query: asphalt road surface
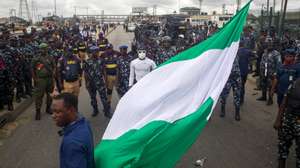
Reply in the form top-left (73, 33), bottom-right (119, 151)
top-left (0, 26), bottom-right (296, 168)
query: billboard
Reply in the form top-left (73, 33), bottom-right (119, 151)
top-left (132, 7), bottom-right (148, 13)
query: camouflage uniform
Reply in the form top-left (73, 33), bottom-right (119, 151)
top-left (278, 79), bottom-right (300, 168)
top-left (156, 46), bottom-right (176, 65)
top-left (32, 44), bottom-right (55, 120)
top-left (220, 57), bottom-right (242, 120)
top-left (259, 50), bottom-right (282, 103)
top-left (83, 56), bottom-right (111, 115)
top-left (117, 51), bottom-right (135, 97)
top-left (0, 43), bottom-right (15, 111)
top-left (22, 43), bottom-right (35, 96)
top-left (10, 46), bottom-right (26, 102)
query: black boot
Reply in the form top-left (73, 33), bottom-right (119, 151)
top-left (35, 109), bottom-right (41, 120)
top-left (7, 101), bottom-right (14, 111)
top-left (257, 90), bottom-right (267, 101)
top-left (46, 105), bottom-right (52, 114)
top-left (266, 94), bottom-right (273, 106)
top-left (240, 97), bottom-right (244, 105)
top-left (235, 107), bottom-right (240, 121)
top-left (103, 104), bottom-right (112, 119)
top-left (278, 159), bottom-right (286, 168)
top-left (220, 104), bottom-right (225, 118)
top-left (92, 107), bottom-right (99, 117)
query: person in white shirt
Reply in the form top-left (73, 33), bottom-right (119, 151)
top-left (129, 49), bottom-right (156, 87)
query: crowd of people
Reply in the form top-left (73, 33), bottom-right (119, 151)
top-left (0, 18), bottom-right (300, 167)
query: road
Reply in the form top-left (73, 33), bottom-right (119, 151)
top-left (0, 26), bottom-right (295, 168)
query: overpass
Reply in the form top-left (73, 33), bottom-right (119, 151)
top-left (76, 14), bottom-right (130, 23)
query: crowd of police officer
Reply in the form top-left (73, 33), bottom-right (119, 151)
top-left (133, 19), bottom-right (300, 167)
top-left (0, 18), bottom-right (300, 167)
top-left (0, 23), bottom-right (120, 119)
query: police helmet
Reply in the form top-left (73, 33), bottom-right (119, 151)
top-left (119, 45), bottom-right (128, 50)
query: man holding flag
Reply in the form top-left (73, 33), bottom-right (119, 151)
top-left (94, 1), bottom-right (252, 168)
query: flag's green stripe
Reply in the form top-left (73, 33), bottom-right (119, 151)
top-left (160, 1), bottom-right (251, 67)
top-left (94, 98), bottom-right (213, 168)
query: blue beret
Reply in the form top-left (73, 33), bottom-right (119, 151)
top-left (119, 45), bottom-right (128, 49)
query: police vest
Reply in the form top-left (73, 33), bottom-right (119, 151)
top-left (98, 39), bottom-right (108, 51)
top-left (287, 78), bottom-right (300, 115)
top-left (62, 57), bottom-right (81, 82)
top-left (104, 53), bottom-right (118, 76)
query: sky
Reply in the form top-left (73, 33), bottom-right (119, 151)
top-left (0, 0), bottom-right (299, 20)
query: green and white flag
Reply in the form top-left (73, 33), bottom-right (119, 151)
top-left (95, 2), bottom-right (251, 168)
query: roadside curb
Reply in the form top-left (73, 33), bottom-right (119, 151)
top-left (0, 98), bottom-right (33, 128)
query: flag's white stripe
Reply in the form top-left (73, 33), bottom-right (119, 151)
top-left (104, 41), bottom-right (239, 140)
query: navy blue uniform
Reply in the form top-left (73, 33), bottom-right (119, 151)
top-left (238, 47), bottom-right (253, 103)
top-left (276, 63), bottom-right (300, 106)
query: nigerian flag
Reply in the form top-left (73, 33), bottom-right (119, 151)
top-left (95, 1), bottom-right (251, 168)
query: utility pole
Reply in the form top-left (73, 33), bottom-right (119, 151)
top-left (268, 7), bottom-right (273, 32)
top-left (273, 0), bottom-right (276, 13)
top-left (178, 0), bottom-right (181, 14)
top-left (260, 4), bottom-right (265, 31)
top-left (153, 5), bottom-right (157, 16)
top-left (19, 0), bottom-right (32, 22)
top-left (199, 0), bottom-right (203, 15)
top-left (54, 0), bottom-right (57, 16)
top-left (266, 0), bottom-right (270, 18)
top-left (101, 10), bottom-right (104, 24)
top-left (74, 6), bottom-right (77, 16)
top-left (279, 0), bottom-right (288, 38)
top-left (222, 4), bottom-right (226, 15)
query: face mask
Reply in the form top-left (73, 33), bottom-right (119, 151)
top-left (138, 50), bottom-right (146, 60)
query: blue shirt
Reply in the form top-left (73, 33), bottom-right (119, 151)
top-left (277, 63), bottom-right (300, 94)
top-left (60, 116), bottom-right (95, 168)
top-left (238, 47), bottom-right (253, 76)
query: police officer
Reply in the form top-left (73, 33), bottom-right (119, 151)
top-left (274, 78), bottom-right (300, 168)
top-left (83, 46), bottom-right (111, 118)
top-left (271, 50), bottom-right (300, 107)
top-left (257, 43), bottom-right (282, 105)
top-left (97, 33), bottom-right (108, 54)
top-left (0, 38), bottom-right (14, 111)
top-left (20, 35), bottom-right (33, 97)
top-left (129, 48), bottom-right (156, 87)
top-left (101, 43), bottom-right (119, 105)
top-left (32, 43), bottom-right (55, 120)
top-left (57, 46), bottom-right (82, 97)
top-left (220, 57), bottom-right (242, 121)
top-left (117, 45), bottom-right (134, 97)
top-left (238, 42), bottom-right (254, 104)
top-left (156, 36), bottom-right (176, 65)
top-left (9, 37), bottom-right (26, 103)
top-left (0, 46), bottom-right (10, 110)
top-left (78, 42), bottom-right (87, 60)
